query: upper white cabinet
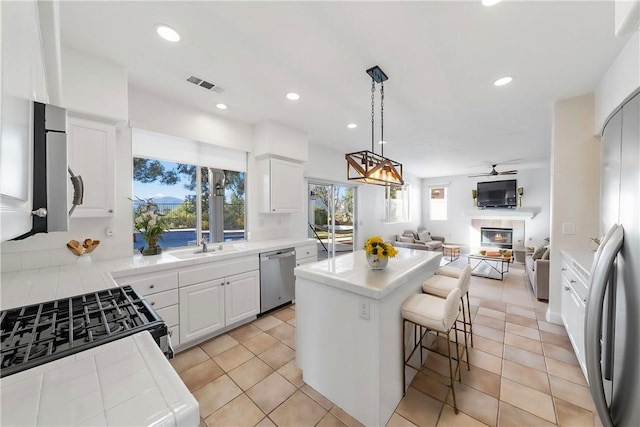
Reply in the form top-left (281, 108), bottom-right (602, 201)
top-left (0, 0), bottom-right (48, 241)
top-left (258, 157), bottom-right (304, 213)
top-left (67, 115), bottom-right (116, 217)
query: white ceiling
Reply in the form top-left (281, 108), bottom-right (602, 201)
top-left (59, 1), bottom-right (629, 178)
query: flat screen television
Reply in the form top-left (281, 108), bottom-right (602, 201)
top-left (477, 179), bottom-right (517, 208)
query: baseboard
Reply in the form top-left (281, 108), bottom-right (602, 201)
top-left (545, 309), bottom-right (563, 325)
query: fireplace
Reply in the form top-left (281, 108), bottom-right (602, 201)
top-left (480, 227), bottom-right (513, 249)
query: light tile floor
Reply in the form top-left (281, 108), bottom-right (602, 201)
top-left (171, 261), bottom-right (601, 427)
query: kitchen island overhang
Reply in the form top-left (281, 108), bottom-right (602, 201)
top-left (294, 248), bottom-right (442, 426)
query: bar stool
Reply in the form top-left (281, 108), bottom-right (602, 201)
top-left (401, 288), bottom-right (462, 413)
top-left (423, 265), bottom-right (474, 351)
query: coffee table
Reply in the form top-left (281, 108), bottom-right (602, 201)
top-left (468, 253), bottom-right (509, 280)
top-left (442, 244), bottom-right (460, 263)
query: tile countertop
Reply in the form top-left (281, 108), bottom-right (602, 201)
top-left (0, 331), bottom-right (199, 427)
top-left (0, 237), bottom-right (314, 427)
top-left (1, 237), bottom-right (316, 310)
top-left (294, 248), bottom-right (442, 300)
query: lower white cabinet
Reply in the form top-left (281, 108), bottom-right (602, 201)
top-left (295, 242), bottom-right (318, 267)
top-left (560, 256), bottom-right (589, 378)
top-left (225, 271), bottom-right (261, 325)
top-left (179, 270), bottom-right (259, 345)
top-left (179, 279), bottom-right (226, 344)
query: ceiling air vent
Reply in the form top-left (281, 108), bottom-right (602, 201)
top-left (186, 75), bottom-right (225, 93)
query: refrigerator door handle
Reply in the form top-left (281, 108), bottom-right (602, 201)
top-left (585, 224), bottom-right (624, 427)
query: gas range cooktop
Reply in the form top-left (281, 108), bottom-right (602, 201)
top-left (0, 286), bottom-right (170, 378)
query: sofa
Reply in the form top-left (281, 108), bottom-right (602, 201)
top-left (525, 253), bottom-right (549, 300)
top-left (393, 227), bottom-right (444, 251)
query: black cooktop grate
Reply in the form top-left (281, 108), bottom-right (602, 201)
top-left (0, 286), bottom-right (166, 377)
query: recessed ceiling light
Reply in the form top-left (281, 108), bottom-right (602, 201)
top-left (286, 92), bottom-right (300, 101)
top-left (494, 76), bottom-right (513, 86)
top-left (216, 103), bottom-right (228, 110)
top-left (155, 24), bottom-right (180, 42)
top-left (482, 0), bottom-right (503, 6)
top-left (347, 123), bottom-right (357, 129)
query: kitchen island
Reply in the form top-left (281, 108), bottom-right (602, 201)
top-left (294, 248), bottom-right (442, 426)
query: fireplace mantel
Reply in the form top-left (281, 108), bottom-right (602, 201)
top-left (465, 208), bottom-right (536, 220)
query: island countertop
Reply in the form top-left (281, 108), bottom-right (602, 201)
top-left (294, 248), bottom-right (442, 300)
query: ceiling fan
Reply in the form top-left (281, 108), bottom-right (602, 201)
top-left (468, 164), bottom-right (518, 178)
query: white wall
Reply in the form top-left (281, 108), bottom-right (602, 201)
top-left (594, 32), bottom-right (640, 133)
top-left (420, 168), bottom-right (551, 249)
top-left (305, 144), bottom-right (422, 250)
top-left (61, 46), bottom-right (128, 121)
top-left (548, 93), bottom-right (601, 322)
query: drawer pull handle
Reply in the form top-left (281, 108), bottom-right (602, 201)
top-left (562, 268), bottom-right (567, 271)
top-left (564, 286), bottom-right (570, 291)
top-left (150, 301), bottom-right (155, 306)
top-left (583, 298), bottom-right (587, 303)
top-left (150, 284), bottom-right (155, 289)
top-left (570, 280), bottom-right (576, 284)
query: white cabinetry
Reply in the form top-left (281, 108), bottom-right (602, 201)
top-left (295, 242), bottom-right (318, 266)
top-left (560, 256), bottom-right (589, 379)
top-left (258, 158), bottom-right (304, 213)
top-left (67, 115), bottom-right (116, 217)
top-left (179, 280), bottom-right (225, 343)
top-left (115, 270), bottom-right (180, 346)
top-left (178, 256), bottom-right (260, 345)
top-left (0, 0), bottom-right (49, 241)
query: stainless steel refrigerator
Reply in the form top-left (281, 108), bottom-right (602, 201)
top-left (586, 91), bottom-right (639, 427)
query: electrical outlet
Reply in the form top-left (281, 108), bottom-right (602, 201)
top-left (359, 300), bottom-right (370, 320)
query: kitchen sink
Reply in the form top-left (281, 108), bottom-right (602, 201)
top-left (169, 246), bottom-right (238, 260)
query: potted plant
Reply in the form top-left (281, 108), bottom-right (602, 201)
top-left (133, 197), bottom-right (169, 255)
top-left (364, 236), bottom-right (398, 270)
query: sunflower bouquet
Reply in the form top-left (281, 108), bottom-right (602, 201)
top-left (364, 236), bottom-right (398, 258)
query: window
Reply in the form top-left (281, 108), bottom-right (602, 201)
top-left (429, 187), bottom-right (447, 220)
top-left (132, 157), bottom-right (245, 251)
top-left (385, 185), bottom-right (410, 223)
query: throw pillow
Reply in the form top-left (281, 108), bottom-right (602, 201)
top-left (417, 231), bottom-right (432, 242)
top-left (402, 230), bottom-right (417, 239)
top-left (541, 248), bottom-right (550, 260)
top-left (532, 245), bottom-right (546, 260)
top-left (399, 236), bottom-right (415, 243)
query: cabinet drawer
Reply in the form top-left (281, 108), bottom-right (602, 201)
top-left (296, 256), bottom-right (317, 267)
top-left (156, 304), bottom-right (179, 327)
top-left (296, 244), bottom-right (317, 260)
top-left (144, 289), bottom-right (178, 310)
top-left (561, 261), bottom-right (588, 301)
top-left (117, 271), bottom-right (178, 296)
top-left (178, 256), bottom-right (259, 286)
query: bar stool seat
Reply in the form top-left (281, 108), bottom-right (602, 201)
top-left (423, 265), bottom-right (474, 352)
top-left (401, 288), bottom-right (463, 413)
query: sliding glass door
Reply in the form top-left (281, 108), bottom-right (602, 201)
top-left (308, 182), bottom-right (356, 259)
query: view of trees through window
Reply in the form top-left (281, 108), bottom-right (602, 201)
top-left (132, 157), bottom-right (245, 250)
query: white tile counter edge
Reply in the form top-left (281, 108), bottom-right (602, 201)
top-left (0, 331), bottom-right (199, 427)
top-left (1, 237), bottom-right (316, 310)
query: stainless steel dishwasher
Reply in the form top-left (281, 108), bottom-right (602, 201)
top-left (259, 248), bottom-right (296, 313)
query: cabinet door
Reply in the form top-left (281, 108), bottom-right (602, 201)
top-left (179, 280), bottom-right (225, 344)
top-left (270, 158), bottom-right (303, 213)
top-left (67, 116), bottom-right (116, 217)
top-left (560, 274), bottom-right (585, 368)
top-left (224, 270), bottom-right (260, 325)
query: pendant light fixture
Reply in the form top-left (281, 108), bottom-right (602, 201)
top-left (346, 66), bottom-right (404, 187)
